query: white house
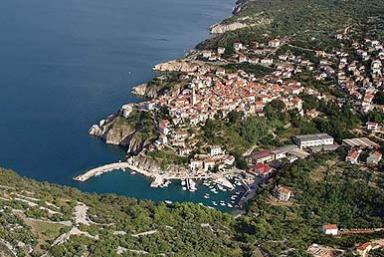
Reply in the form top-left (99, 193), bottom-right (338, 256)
top-left (217, 47), bottom-right (226, 55)
top-left (322, 224), bottom-right (338, 235)
top-left (210, 146), bottom-right (223, 156)
top-left (233, 42), bottom-right (243, 51)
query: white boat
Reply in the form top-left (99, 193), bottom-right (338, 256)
top-left (182, 187), bottom-right (187, 191)
top-left (204, 195), bottom-right (209, 199)
top-left (220, 202), bottom-right (226, 206)
top-left (181, 180), bottom-right (186, 186)
top-left (164, 200), bottom-right (173, 204)
top-left (187, 179), bottom-right (197, 192)
top-left (212, 201), bottom-right (217, 206)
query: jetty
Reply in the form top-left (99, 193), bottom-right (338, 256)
top-left (74, 162), bottom-right (130, 182)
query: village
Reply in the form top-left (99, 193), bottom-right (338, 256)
top-left (83, 23), bottom-right (384, 216)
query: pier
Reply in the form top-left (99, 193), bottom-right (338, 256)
top-left (74, 162), bottom-right (131, 182)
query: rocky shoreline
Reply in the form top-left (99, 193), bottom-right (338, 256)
top-left (84, 0), bottom-right (253, 187)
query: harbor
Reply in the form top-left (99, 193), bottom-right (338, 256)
top-left (74, 160), bottom-right (255, 211)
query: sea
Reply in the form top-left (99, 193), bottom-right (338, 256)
top-left (0, 0), bottom-right (239, 210)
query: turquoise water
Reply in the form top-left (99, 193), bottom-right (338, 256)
top-left (0, 0), bottom-right (236, 210)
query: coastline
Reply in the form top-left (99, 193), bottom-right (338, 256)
top-left (75, 157), bottom-right (238, 190)
top-left (79, 1), bottom-right (243, 184)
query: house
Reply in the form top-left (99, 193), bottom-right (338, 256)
top-left (268, 39), bottom-right (282, 48)
top-left (202, 50), bottom-right (212, 58)
top-left (178, 148), bottom-right (192, 157)
top-left (322, 224), bottom-right (338, 235)
top-left (346, 148), bottom-right (361, 164)
top-left (252, 150), bottom-right (274, 163)
top-left (366, 121), bottom-right (379, 131)
top-left (251, 163), bottom-right (273, 178)
top-left (274, 186), bottom-right (292, 201)
top-left (306, 109), bottom-right (320, 119)
top-left (159, 134), bottom-right (168, 145)
top-left (238, 53), bottom-right (248, 63)
top-left (216, 68), bottom-right (226, 76)
top-left (260, 58), bottom-right (274, 66)
top-left (121, 104), bottom-right (134, 118)
top-left (307, 244), bottom-right (344, 257)
top-left (224, 155), bottom-right (235, 166)
top-left (356, 242), bottom-right (372, 257)
top-left (159, 119), bottom-right (170, 135)
top-left (203, 159), bottom-right (216, 171)
top-left (233, 42), bottom-right (243, 51)
top-left (189, 159), bottom-right (203, 171)
top-left (367, 151), bottom-right (382, 166)
top-left (210, 146), bottom-right (223, 156)
top-left (293, 133), bottom-right (334, 149)
top-left (217, 47), bottom-right (226, 55)
top-left (272, 145), bottom-right (298, 160)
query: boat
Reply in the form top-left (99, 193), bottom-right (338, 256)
top-left (186, 179), bottom-right (197, 192)
top-left (164, 200), bottom-right (173, 205)
top-left (212, 201), bottom-right (217, 206)
top-left (227, 203), bottom-right (233, 208)
top-left (182, 187), bottom-right (187, 191)
top-left (220, 202), bottom-right (226, 206)
top-left (181, 180), bottom-right (186, 186)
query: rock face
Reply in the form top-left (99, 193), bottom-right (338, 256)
top-left (131, 83), bottom-right (173, 99)
top-left (89, 115), bottom-right (148, 155)
top-left (131, 83), bottom-right (147, 97)
top-left (154, 60), bottom-right (211, 74)
top-left (210, 22), bottom-right (248, 34)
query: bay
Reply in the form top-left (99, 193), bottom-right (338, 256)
top-left (0, 0), bottom-right (236, 209)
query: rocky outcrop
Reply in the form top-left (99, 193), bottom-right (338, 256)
top-left (89, 115), bottom-right (149, 155)
top-left (131, 83), bottom-right (147, 97)
top-left (210, 22), bottom-right (248, 34)
top-left (154, 60), bottom-right (211, 74)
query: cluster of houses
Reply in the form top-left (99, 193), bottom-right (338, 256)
top-left (318, 223), bottom-right (384, 257)
top-left (188, 145), bottom-right (235, 172)
top-left (249, 133), bottom-right (337, 177)
top-left (199, 38), bottom-right (290, 66)
top-left (334, 35), bottom-right (384, 114)
top-left (343, 137), bottom-right (382, 166)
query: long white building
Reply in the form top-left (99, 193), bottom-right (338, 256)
top-left (293, 133), bottom-right (334, 149)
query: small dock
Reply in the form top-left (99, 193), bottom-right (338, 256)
top-left (74, 162), bottom-right (130, 182)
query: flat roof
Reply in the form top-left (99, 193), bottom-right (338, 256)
top-left (342, 137), bottom-right (379, 148)
top-left (272, 145), bottom-right (298, 154)
top-left (288, 149), bottom-right (310, 159)
top-left (294, 133), bottom-right (333, 142)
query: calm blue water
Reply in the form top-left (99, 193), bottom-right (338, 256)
top-left (0, 0), bottom-right (236, 209)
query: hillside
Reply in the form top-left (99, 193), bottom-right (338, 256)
top-left (0, 168), bottom-right (244, 257)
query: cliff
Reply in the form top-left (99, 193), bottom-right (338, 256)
top-left (89, 111), bottom-right (157, 155)
top-left (153, 60), bottom-right (212, 74)
top-left (132, 74), bottom-right (185, 99)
